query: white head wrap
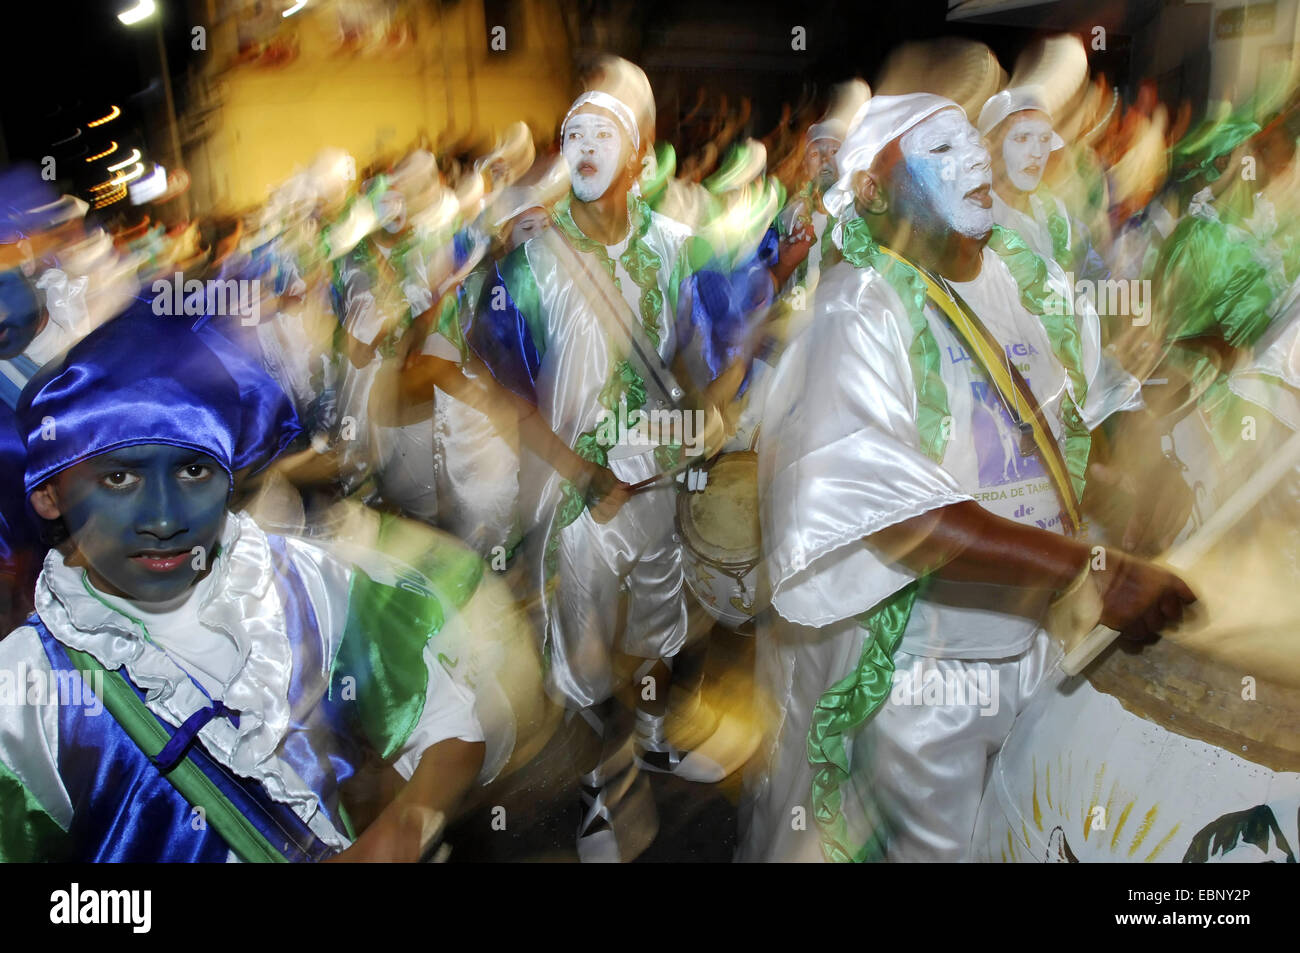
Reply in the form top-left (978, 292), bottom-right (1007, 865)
top-left (562, 90), bottom-right (641, 152)
top-left (487, 155), bottom-right (570, 231)
top-left (823, 93), bottom-right (962, 221)
top-left (977, 87), bottom-right (1065, 151)
top-left (806, 118), bottom-right (846, 146)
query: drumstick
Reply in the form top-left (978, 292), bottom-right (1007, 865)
top-left (626, 452), bottom-right (717, 493)
top-left (1061, 427), bottom-right (1300, 675)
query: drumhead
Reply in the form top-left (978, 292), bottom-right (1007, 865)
top-left (1088, 627), bottom-right (1300, 774)
top-left (677, 451), bottom-right (762, 569)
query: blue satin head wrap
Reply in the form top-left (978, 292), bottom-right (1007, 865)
top-left (0, 165), bottom-right (62, 243)
top-left (17, 302), bottom-right (302, 494)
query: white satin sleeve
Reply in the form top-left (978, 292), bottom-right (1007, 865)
top-left (392, 646), bottom-right (485, 782)
top-left (1230, 293), bottom-right (1300, 431)
top-left (1043, 258), bottom-right (1143, 428)
top-left (0, 626), bottom-right (73, 831)
top-left (759, 266), bottom-right (972, 628)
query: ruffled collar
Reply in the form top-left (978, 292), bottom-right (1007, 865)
top-left (34, 511), bottom-right (343, 843)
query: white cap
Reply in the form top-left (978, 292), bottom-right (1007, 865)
top-left (563, 90), bottom-right (641, 152)
top-left (806, 118), bottom-right (846, 146)
top-left (977, 87), bottom-right (1065, 151)
top-left (824, 93), bottom-right (962, 220)
top-left (487, 155), bottom-right (570, 231)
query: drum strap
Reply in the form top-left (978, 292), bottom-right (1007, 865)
top-left (876, 245), bottom-right (1081, 536)
top-left (546, 228), bottom-right (686, 413)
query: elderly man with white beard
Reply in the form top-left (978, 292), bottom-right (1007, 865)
top-left (738, 94), bottom-right (1196, 863)
top-left (469, 61), bottom-right (774, 862)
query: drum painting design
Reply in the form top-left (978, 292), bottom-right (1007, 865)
top-left (972, 629), bottom-right (1300, 863)
top-left (677, 451), bottom-right (764, 628)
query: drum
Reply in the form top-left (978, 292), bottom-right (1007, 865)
top-left (972, 624), bottom-right (1300, 862)
top-left (677, 451), bottom-right (764, 629)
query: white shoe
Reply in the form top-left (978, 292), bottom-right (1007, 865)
top-left (633, 708), bottom-right (760, 783)
top-left (576, 766), bottom-right (659, 863)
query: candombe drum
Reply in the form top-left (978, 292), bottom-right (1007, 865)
top-left (677, 451), bottom-right (765, 629)
top-left (972, 615), bottom-right (1300, 862)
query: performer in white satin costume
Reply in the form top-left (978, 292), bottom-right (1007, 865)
top-left (470, 63), bottom-right (767, 861)
top-left (327, 158), bottom-right (520, 557)
top-left (476, 89), bottom-right (694, 713)
top-left (738, 94), bottom-right (1177, 863)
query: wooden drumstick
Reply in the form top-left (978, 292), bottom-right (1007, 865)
top-left (626, 452), bottom-right (717, 493)
top-left (1061, 427), bottom-right (1300, 676)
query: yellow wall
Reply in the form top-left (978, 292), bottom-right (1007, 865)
top-left (201, 0), bottom-right (573, 209)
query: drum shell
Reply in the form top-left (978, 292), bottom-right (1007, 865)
top-left (973, 635), bottom-right (1300, 862)
top-left (676, 452), bottom-right (764, 629)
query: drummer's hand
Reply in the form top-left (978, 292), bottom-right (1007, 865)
top-left (586, 465), bottom-right (633, 523)
top-left (1094, 550), bottom-right (1198, 642)
top-left (325, 805), bottom-right (444, 863)
top-left (699, 401), bottom-right (733, 457)
top-left (771, 223), bottom-right (816, 287)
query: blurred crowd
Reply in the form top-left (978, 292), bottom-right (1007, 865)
top-left (4, 34), bottom-right (1300, 864)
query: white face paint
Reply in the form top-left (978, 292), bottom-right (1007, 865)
top-left (563, 112), bottom-right (627, 203)
top-left (1000, 112), bottom-right (1054, 193)
top-left (805, 138), bottom-right (840, 192)
top-left (894, 108), bottom-right (993, 239)
top-left (507, 208), bottom-right (550, 251)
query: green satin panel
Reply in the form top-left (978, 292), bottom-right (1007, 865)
top-left (334, 513), bottom-right (483, 761)
top-left (1155, 215), bottom-right (1275, 349)
top-left (0, 758), bottom-right (70, 862)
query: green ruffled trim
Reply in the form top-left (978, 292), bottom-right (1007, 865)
top-left (989, 224), bottom-right (1092, 499)
top-left (1046, 204), bottom-right (1071, 265)
top-left (552, 193), bottom-right (666, 349)
top-left (809, 218), bottom-right (1094, 861)
top-left (0, 758), bottom-right (70, 862)
top-left (807, 582), bottom-right (919, 862)
top-left (541, 359), bottom-right (650, 579)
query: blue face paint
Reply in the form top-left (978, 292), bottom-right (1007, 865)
top-left (53, 444), bottom-right (230, 603)
top-left (891, 110), bottom-right (994, 240)
top-left (0, 269), bottom-right (42, 359)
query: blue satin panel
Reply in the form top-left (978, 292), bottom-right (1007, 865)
top-left (0, 402), bottom-right (37, 567)
top-left (674, 227), bottom-right (779, 397)
top-left (452, 229), bottom-right (473, 273)
top-left (16, 302), bottom-right (301, 495)
top-left (31, 541), bottom-right (372, 861)
top-left (466, 263), bottom-right (542, 405)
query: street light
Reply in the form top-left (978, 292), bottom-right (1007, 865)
top-left (116, 1), bottom-right (189, 219)
top-left (117, 1), bottom-right (156, 26)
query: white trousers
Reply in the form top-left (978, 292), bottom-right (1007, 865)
top-left (738, 613), bottom-right (1057, 862)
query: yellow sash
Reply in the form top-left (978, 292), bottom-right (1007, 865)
top-left (876, 244), bottom-right (1082, 535)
